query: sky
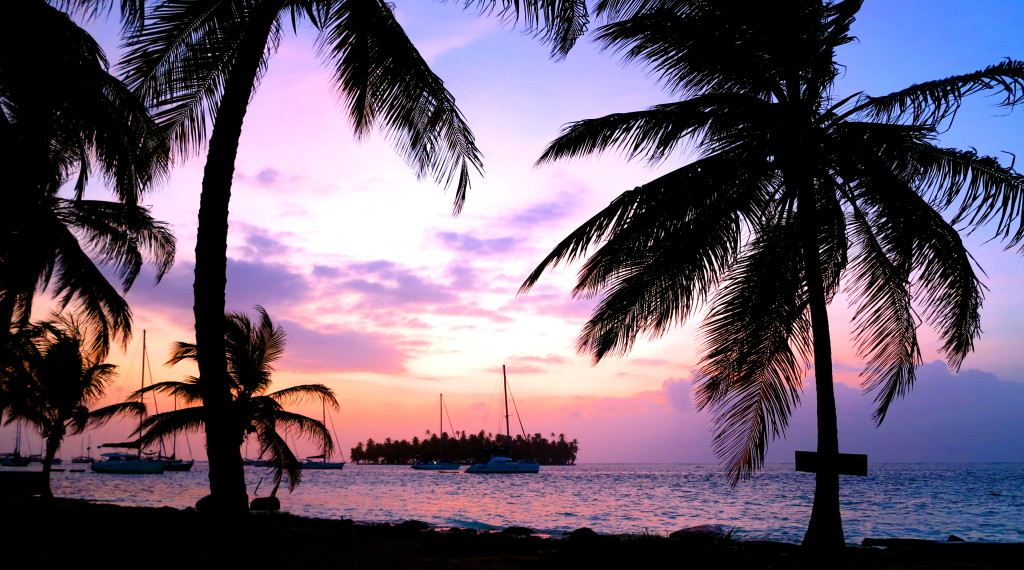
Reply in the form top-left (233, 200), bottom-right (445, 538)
top-left (8, 1), bottom-right (1024, 465)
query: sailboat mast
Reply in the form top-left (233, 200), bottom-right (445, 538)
top-left (139, 330), bottom-right (146, 459)
top-left (503, 365), bottom-right (510, 451)
top-left (439, 393), bottom-right (444, 458)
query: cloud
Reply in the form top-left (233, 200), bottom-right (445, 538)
top-left (765, 361), bottom-right (1024, 463)
top-left (225, 258), bottom-right (311, 311)
top-left (321, 259), bottom-right (459, 308)
top-left (542, 361), bottom-right (1024, 463)
top-left (278, 319), bottom-right (407, 374)
top-left (435, 231), bottom-right (519, 255)
top-left (508, 199), bottom-right (576, 229)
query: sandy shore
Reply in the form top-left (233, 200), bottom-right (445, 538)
top-left (3, 497), bottom-right (1020, 569)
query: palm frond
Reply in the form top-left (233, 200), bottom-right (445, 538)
top-left (857, 59), bottom-right (1024, 127)
top-left (268, 384), bottom-right (339, 409)
top-left (54, 199), bottom-right (176, 288)
top-left (316, 0), bottom-right (482, 213)
top-left (131, 380), bottom-right (203, 404)
top-left (537, 94), bottom-right (772, 166)
top-left (87, 401), bottom-right (145, 427)
top-left (454, 1), bottom-right (591, 58)
top-left (909, 145), bottom-right (1024, 249)
top-left (136, 406), bottom-right (206, 447)
top-left (694, 221), bottom-right (809, 482)
top-left (120, 0), bottom-right (281, 159)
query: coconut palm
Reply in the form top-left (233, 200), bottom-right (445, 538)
top-left (1, 315), bottom-right (144, 497)
top-left (133, 306), bottom-right (337, 491)
top-left (520, 0), bottom-right (1024, 547)
top-left (116, 0), bottom-right (589, 513)
top-left (0, 1), bottom-right (175, 357)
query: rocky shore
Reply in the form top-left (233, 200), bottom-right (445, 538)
top-left (4, 497), bottom-right (1020, 569)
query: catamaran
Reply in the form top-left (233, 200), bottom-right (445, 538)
top-left (466, 366), bottom-right (540, 474)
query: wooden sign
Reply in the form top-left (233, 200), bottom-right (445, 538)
top-left (795, 451), bottom-right (868, 476)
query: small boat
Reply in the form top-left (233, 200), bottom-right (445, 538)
top-left (298, 401), bottom-right (345, 470)
top-left (0, 453), bottom-right (31, 467)
top-left (71, 437), bottom-right (94, 463)
top-left (1, 422), bottom-right (32, 466)
top-left (92, 332), bottom-right (167, 475)
top-left (159, 454), bottom-right (195, 472)
top-left (90, 450), bottom-right (166, 474)
top-left (466, 366), bottom-right (540, 474)
top-left (411, 394), bottom-right (461, 471)
top-left (298, 454), bottom-right (346, 470)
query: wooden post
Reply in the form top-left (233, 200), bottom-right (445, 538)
top-left (795, 451), bottom-right (868, 476)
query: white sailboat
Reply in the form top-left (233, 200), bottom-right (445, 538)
top-left (466, 366), bottom-right (540, 474)
top-left (299, 401), bottom-right (346, 470)
top-left (411, 394), bottom-right (461, 471)
top-left (91, 331), bottom-right (166, 474)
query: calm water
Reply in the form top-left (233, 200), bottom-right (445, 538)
top-left (37, 462), bottom-right (1023, 544)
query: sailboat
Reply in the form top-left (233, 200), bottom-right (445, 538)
top-left (411, 394), bottom-right (461, 471)
top-left (71, 436), bottom-right (94, 464)
top-left (299, 401), bottom-right (346, 470)
top-left (158, 396), bottom-right (194, 471)
top-left (0, 421), bottom-right (32, 467)
top-left (466, 366), bottom-right (540, 474)
top-left (91, 331), bottom-right (166, 474)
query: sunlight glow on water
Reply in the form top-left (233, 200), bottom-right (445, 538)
top-left (45, 463), bottom-right (1023, 544)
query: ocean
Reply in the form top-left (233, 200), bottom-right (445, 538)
top-left (39, 462), bottom-right (1023, 544)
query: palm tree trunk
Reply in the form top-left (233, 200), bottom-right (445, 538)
top-left (795, 181), bottom-right (845, 549)
top-left (194, 7), bottom-right (277, 516)
top-left (41, 430), bottom-right (62, 499)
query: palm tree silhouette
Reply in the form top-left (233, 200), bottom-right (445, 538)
top-left (521, 1), bottom-right (1024, 547)
top-left (133, 306), bottom-right (337, 492)
top-left (1, 315), bottom-right (144, 497)
top-left (115, 0), bottom-right (590, 513)
top-left (0, 1), bottom-right (175, 357)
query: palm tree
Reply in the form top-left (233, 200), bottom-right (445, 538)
top-left (520, 0), bottom-right (1024, 548)
top-left (1, 315), bottom-right (144, 497)
top-left (133, 306), bottom-right (337, 491)
top-left (116, 0), bottom-right (589, 513)
top-left (0, 1), bottom-right (175, 357)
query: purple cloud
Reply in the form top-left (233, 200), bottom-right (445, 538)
top-left (764, 361), bottom-right (1024, 463)
top-left (509, 199), bottom-right (576, 228)
top-left (277, 319), bottom-right (407, 373)
top-left (435, 231), bottom-right (518, 255)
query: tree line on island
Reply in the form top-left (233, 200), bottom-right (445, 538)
top-left (350, 432), bottom-right (579, 466)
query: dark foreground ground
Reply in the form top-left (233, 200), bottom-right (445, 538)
top-left (3, 497), bottom-right (1021, 569)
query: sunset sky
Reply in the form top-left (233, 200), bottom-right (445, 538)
top-left (9, 1), bottom-right (1024, 464)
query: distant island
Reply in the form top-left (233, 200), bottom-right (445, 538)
top-left (349, 431), bottom-right (578, 465)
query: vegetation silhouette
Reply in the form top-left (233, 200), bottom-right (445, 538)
top-left (520, 0), bottom-right (1024, 548)
top-left (350, 431), bottom-right (578, 465)
top-left (113, 0), bottom-right (586, 514)
top-left (132, 306), bottom-right (338, 492)
top-left (0, 1), bottom-right (175, 357)
top-left (1, 315), bottom-right (143, 497)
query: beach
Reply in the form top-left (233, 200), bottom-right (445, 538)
top-left (4, 497), bottom-right (1021, 569)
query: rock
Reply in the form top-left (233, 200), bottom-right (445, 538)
top-left (947, 535), bottom-right (965, 542)
top-left (249, 496), bottom-right (281, 511)
top-left (395, 520), bottom-right (431, 532)
top-left (863, 538), bottom-right (937, 548)
top-left (502, 526), bottom-right (535, 537)
top-left (568, 527), bottom-right (599, 542)
top-left (669, 524), bottom-right (735, 547)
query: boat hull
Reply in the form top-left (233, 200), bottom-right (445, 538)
top-left (299, 461), bottom-right (346, 470)
top-left (465, 457), bottom-right (539, 474)
top-left (411, 461), bottom-right (461, 471)
top-left (91, 460), bottom-right (166, 474)
top-left (164, 460), bottom-right (195, 472)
